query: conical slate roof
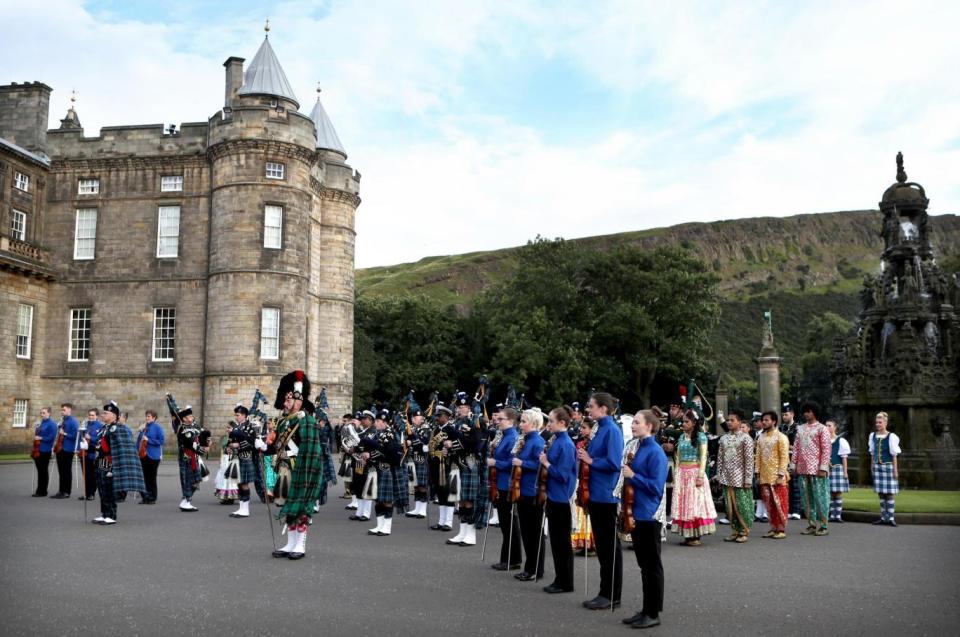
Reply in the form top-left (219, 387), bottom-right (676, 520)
top-left (309, 88), bottom-right (346, 156)
top-left (238, 36), bottom-right (299, 108)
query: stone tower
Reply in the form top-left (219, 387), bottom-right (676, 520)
top-left (755, 310), bottom-right (782, 414)
top-left (203, 29), bottom-right (359, 420)
top-left (832, 153), bottom-right (959, 489)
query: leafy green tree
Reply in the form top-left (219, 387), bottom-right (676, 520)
top-left (799, 311), bottom-right (853, 411)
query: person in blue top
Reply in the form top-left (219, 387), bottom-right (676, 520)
top-left (32, 406), bottom-right (58, 497)
top-left (79, 408), bottom-right (102, 501)
top-left (51, 403), bottom-right (80, 499)
top-left (621, 410), bottom-right (669, 630)
top-left (137, 409), bottom-right (165, 504)
top-left (539, 405), bottom-right (578, 594)
top-left (488, 406), bottom-right (521, 571)
top-left (578, 391), bottom-right (625, 611)
top-left (512, 408), bottom-right (546, 581)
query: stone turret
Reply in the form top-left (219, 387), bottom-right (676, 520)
top-left (832, 153), bottom-right (959, 489)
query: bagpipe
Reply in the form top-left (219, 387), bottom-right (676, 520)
top-left (167, 392), bottom-right (210, 479)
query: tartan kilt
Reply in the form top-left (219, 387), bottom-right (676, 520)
top-left (459, 462), bottom-right (480, 504)
top-left (238, 457), bottom-right (257, 484)
top-left (829, 464), bottom-right (850, 493)
top-left (871, 463), bottom-right (899, 494)
top-left (376, 464), bottom-right (395, 503)
top-left (414, 459), bottom-right (429, 488)
top-left (392, 465), bottom-right (409, 510)
top-left (179, 455), bottom-right (202, 489)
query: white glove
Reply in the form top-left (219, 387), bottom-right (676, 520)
top-left (422, 444), bottom-right (429, 453)
top-left (254, 438), bottom-right (268, 451)
top-left (80, 440), bottom-right (89, 451)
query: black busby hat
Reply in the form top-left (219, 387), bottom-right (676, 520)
top-left (274, 370), bottom-right (314, 413)
top-left (353, 410), bottom-right (364, 420)
top-left (178, 405), bottom-right (193, 419)
top-left (376, 408), bottom-right (391, 421)
top-left (571, 401), bottom-right (581, 413)
top-left (233, 403), bottom-right (249, 416)
top-left (454, 391), bottom-right (470, 407)
top-left (409, 408), bottom-right (423, 417)
top-left (102, 400), bottom-right (120, 417)
top-left (782, 402), bottom-right (794, 413)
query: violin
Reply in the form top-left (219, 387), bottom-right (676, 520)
top-left (509, 435), bottom-right (526, 504)
top-left (576, 437), bottom-right (591, 507)
top-left (536, 436), bottom-right (555, 507)
top-left (489, 465), bottom-right (498, 502)
top-left (31, 423), bottom-right (41, 459)
top-left (138, 423), bottom-right (149, 459)
top-left (52, 420), bottom-right (65, 454)
top-left (620, 451), bottom-right (636, 534)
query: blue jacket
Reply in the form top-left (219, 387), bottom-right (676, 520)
top-left (517, 430), bottom-right (544, 497)
top-left (628, 436), bottom-right (668, 521)
top-left (138, 421), bottom-right (166, 461)
top-left (59, 415), bottom-right (80, 453)
top-left (83, 419), bottom-right (102, 458)
top-left (494, 427), bottom-right (518, 491)
top-left (38, 417), bottom-right (58, 453)
top-left (546, 430), bottom-right (577, 503)
top-left (587, 415), bottom-right (624, 504)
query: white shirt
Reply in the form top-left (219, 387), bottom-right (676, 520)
top-left (832, 436), bottom-right (851, 458)
top-left (867, 432), bottom-right (901, 457)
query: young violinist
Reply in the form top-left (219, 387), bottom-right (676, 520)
top-left (539, 406), bottom-right (578, 594)
top-left (620, 410), bottom-right (668, 630)
top-left (51, 403), bottom-right (80, 499)
top-left (137, 409), bottom-right (165, 504)
top-left (32, 407), bottom-right (57, 497)
top-left (512, 408), bottom-right (545, 581)
top-left (78, 408), bottom-right (101, 501)
top-left (488, 407), bottom-right (521, 570)
top-left (578, 392), bottom-right (625, 610)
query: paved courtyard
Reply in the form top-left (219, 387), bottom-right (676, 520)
top-left (0, 460), bottom-right (957, 636)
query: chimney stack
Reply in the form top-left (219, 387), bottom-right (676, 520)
top-left (223, 57), bottom-right (245, 108)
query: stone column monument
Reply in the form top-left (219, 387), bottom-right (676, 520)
top-left (756, 310), bottom-right (782, 414)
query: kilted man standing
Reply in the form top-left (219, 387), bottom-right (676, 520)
top-left (429, 403), bottom-right (457, 532)
top-left (92, 401), bottom-right (146, 525)
top-left (360, 409), bottom-right (401, 536)
top-left (171, 404), bottom-right (203, 512)
top-left (446, 393), bottom-right (485, 547)
top-left (256, 370), bottom-right (329, 560)
top-left (351, 410), bottom-right (376, 522)
top-left (228, 404), bottom-right (259, 518)
top-left (406, 406), bottom-right (431, 519)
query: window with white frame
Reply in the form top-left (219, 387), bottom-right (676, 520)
top-left (16, 304), bottom-right (33, 359)
top-left (161, 175), bottom-right (183, 192)
top-left (264, 205), bottom-right (282, 249)
top-left (14, 171), bottom-right (29, 192)
top-left (152, 307), bottom-right (176, 361)
top-left (69, 308), bottom-right (91, 361)
top-left (265, 162), bottom-right (284, 179)
top-left (260, 307), bottom-right (280, 359)
top-left (78, 178), bottom-right (100, 195)
top-left (13, 399), bottom-right (28, 428)
top-left (73, 209), bottom-right (97, 260)
top-left (157, 206), bottom-right (180, 258)
top-left (11, 209), bottom-right (26, 241)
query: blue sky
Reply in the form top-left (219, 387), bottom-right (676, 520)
top-left (2, 0), bottom-right (959, 267)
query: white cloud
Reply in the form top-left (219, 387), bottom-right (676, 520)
top-left (1, 0), bottom-right (957, 269)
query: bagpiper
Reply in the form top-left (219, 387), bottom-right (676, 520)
top-left (167, 395), bottom-right (203, 512)
top-left (352, 409), bottom-right (377, 522)
top-left (360, 408), bottom-right (402, 536)
top-left (92, 401), bottom-right (146, 525)
top-left (256, 370), bottom-right (330, 560)
top-left (226, 404), bottom-right (259, 518)
top-left (428, 402), bottom-right (457, 532)
top-left (445, 391), bottom-right (488, 547)
top-left (405, 402), bottom-right (431, 519)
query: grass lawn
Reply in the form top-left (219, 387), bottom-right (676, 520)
top-left (0, 453), bottom-right (30, 462)
top-left (844, 487), bottom-right (960, 514)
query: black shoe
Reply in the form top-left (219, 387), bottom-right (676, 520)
top-left (138, 500), bottom-right (147, 505)
top-left (631, 615), bottom-right (660, 629)
top-left (514, 572), bottom-right (535, 582)
top-left (50, 493), bottom-right (67, 499)
top-left (86, 495), bottom-right (96, 501)
top-left (492, 563), bottom-right (509, 571)
top-left (834, 518), bottom-right (844, 524)
top-left (78, 495), bottom-right (87, 500)
top-left (349, 514), bottom-right (361, 520)
top-left (872, 519), bottom-right (885, 525)
top-left (543, 584), bottom-right (573, 594)
top-left (490, 522), bottom-right (500, 527)
top-left (288, 552), bottom-right (305, 560)
top-left (430, 523), bottom-right (446, 530)
top-left (508, 563), bottom-right (522, 570)
top-left (272, 550), bottom-right (290, 558)
top-left (31, 492), bottom-right (46, 497)
top-left (623, 612), bottom-right (646, 625)
top-left (888, 519), bottom-right (898, 527)
top-left (583, 596), bottom-right (620, 610)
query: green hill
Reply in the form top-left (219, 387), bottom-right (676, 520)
top-left (357, 210), bottom-right (960, 383)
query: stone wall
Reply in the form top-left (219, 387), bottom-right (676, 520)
top-left (0, 82), bottom-right (51, 155)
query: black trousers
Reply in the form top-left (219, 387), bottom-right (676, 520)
top-left (33, 452), bottom-right (51, 495)
top-left (495, 498), bottom-right (522, 566)
top-left (517, 496), bottom-right (545, 576)
top-left (631, 521), bottom-right (664, 618)
top-left (588, 501), bottom-right (623, 602)
top-left (546, 499), bottom-right (574, 590)
top-left (141, 457), bottom-right (160, 501)
top-left (96, 467), bottom-right (116, 520)
top-left (82, 454), bottom-right (98, 498)
top-left (55, 451), bottom-right (74, 495)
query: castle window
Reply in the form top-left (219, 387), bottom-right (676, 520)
top-left (265, 162), bottom-right (285, 180)
top-left (16, 304), bottom-right (33, 359)
top-left (152, 307), bottom-right (176, 362)
top-left (11, 209), bottom-right (26, 241)
top-left (157, 206), bottom-right (180, 258)
top-left (13, 399), bottom-right (28, 428)
top-left (260, 307), bottom-right (280, 359)
top-left (69, 308), bottom-right (91, 362)
top-left (73, 209), bottom-right (97, 260)
top-left (78, 178), bottom-right (100, 195)
top-left (14, 171), bottom-right (29, 192)
top-left (264, 205), bottom-right (283, 249)
top-left (161, 175), bottom-right (183, 192)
